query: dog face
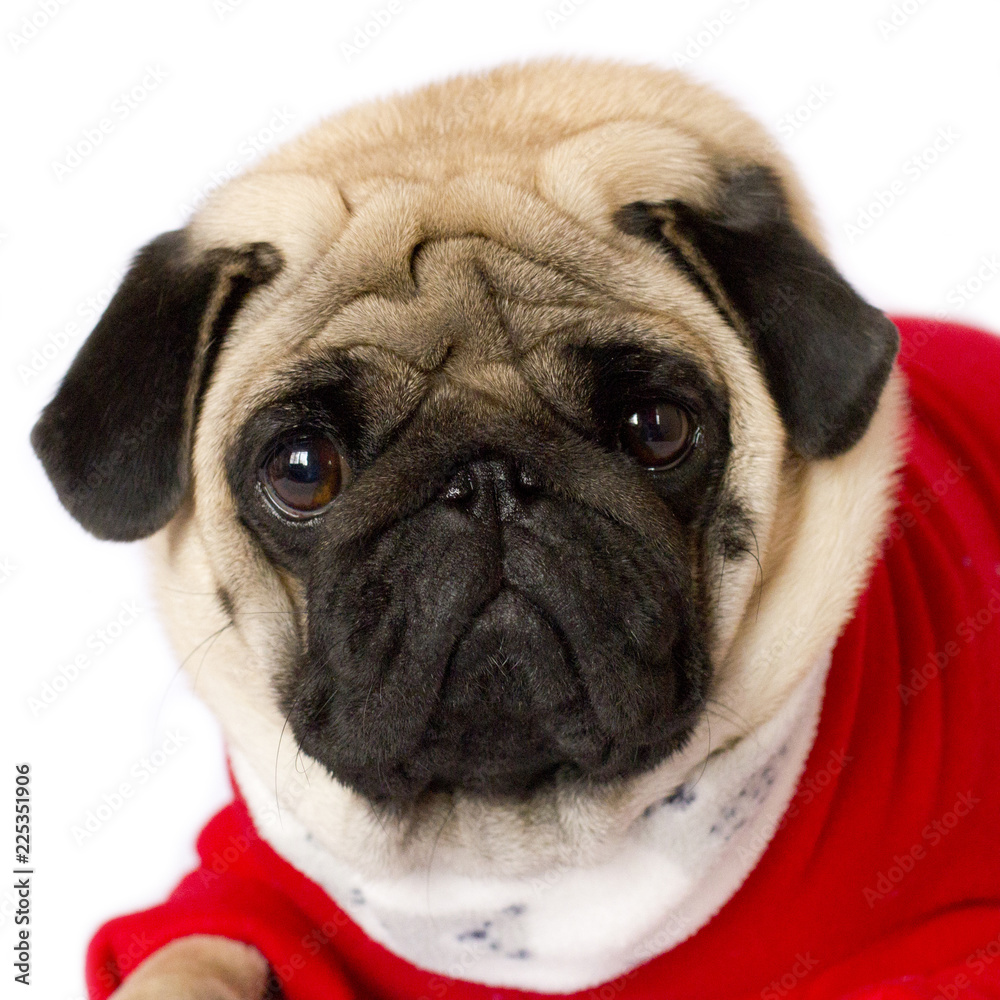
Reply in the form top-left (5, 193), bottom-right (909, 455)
top-left (226, 237), bottom-right (734, 805)
top-left (32, 61), bottom-right (902, 874)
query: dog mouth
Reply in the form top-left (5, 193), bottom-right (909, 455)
top-left (287, 520), bottom-right (709, 807)
top-left (411, 587), bottom-right (587, 798)
top-left (399, 584), bottom-right (688, 799)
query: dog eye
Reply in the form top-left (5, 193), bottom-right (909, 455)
top-left (620, 403), bottom-right (694, 469)
top-left (260, 434), bottom-right (346, 518)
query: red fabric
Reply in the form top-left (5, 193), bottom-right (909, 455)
top-left (87, 317), bottom-right (1000, 1000)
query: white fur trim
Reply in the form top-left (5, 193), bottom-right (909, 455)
top-left (233, 646), bottom-right (831, 993)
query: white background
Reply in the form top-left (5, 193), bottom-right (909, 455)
top-left (3, 1), bottom-right (999, 997)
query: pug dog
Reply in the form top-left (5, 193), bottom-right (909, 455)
top-left (35, 59), bottom-right (926, 999)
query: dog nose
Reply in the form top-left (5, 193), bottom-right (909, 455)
top-left (440, 457), bottom-right (541, 522)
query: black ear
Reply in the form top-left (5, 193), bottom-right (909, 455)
top-left (617, 167), bottom-right (899, 458)
top-left (31, 230), bottom-right (282, 541)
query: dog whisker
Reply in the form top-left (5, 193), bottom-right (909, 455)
top-left (704, 697), bottom-right (756, 736)
top-left (747, 526), bottom-right (764, 623)
top-left (153, 623), bottom-right (234, 731)
top-left (686, 710), bottom-right (713, 794)
top-left (366, 797), bottom-right (391, 841)
top-left (425, 798), bottom-right (457, 922)
top-left (274, 707), bottom-right (297, 830)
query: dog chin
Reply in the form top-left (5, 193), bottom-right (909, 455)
top-left (224, 689), bottom-right (726, 881)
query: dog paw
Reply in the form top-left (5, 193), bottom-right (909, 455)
top-left (110, 935), bottom-right (274, 1000)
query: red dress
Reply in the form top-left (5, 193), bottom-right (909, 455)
top-left (87, 317), bottom-right (1000, 1000)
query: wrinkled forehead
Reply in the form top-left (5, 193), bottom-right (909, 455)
top-left (198, 165), bottom-right (732, 425)
top-left (287, 186), bottom-right (720, 373)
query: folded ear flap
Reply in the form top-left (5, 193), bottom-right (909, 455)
top-left (617, 167), bottom-right (899, 459)
top-left (31, 231), bottom-right (282, 541)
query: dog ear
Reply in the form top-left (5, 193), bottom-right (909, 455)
top-left (616, 167), bottom-right (899, 459)
top-left (31, 230), bottom-right (282, 541)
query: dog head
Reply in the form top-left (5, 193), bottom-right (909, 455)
top-left (33, 60), bottom-right (902, 876)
